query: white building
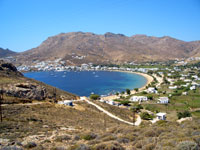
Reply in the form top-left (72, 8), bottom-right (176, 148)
top-left (156, 112), bottom-right (166, 120)
top-left (190, 86), bottom-right (196, 90)
top-left (147, 87), bottom-right (158, 94)
top-left (169, 86), bottom-right (177, 90)
top-left (58, 100), bottom-right (73, 106)
top-left (130, 96), bottom-right (148, 102)
top-left (158, 97), bottom-right (169, 104)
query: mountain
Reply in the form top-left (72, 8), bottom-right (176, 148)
top-left (0, 47), bottom-right (16, 58)
top-left (15, 32), bottom-right (200, 65)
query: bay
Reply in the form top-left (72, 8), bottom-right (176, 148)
top-left (24, 71), bottom-right (147, 97)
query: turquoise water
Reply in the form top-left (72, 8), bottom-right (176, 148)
top-left (24, 71), bottom-right (147, 96)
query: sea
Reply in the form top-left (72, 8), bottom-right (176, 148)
top-left (24, 71), bottom-right (147, 97)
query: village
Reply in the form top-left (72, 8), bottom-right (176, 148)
top-left (54, 60), bottom-right (200, 125)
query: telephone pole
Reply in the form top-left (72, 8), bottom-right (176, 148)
top-left (0, 88), bottom-right (3, 122)
top-left (53, 88), bottom-right (57, 103)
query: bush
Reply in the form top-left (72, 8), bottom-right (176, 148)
top-left (82, 133), bottom-right (97, 140)
top-left (90, 94), bottom-right (100, 100)
top-left (147, 95), bottom-right (153, 100)
top-left (24, 142), bottom-right (37, 148)
top-left (177, 141), bottom-right (199, 150)
top-left (134, 88), bottom-right (139, 92)
top-left (94, 142), bottom-right (125, 150)
top-left (55, 135), bottom-right (71, 142)
top-left (119, 100), bottom-right (131, 106)
top-left (142, 91), bottom-right (148, 94)
top-left (140, 112), bottom-right (153, 120)
top-left (177, 111), bottom-right (191, 119)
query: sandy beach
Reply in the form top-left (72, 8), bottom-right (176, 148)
top-left (102, 71), bottom-right (154, 101)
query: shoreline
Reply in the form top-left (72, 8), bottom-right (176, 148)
top-left (101, 71), bottom-right (154, 101)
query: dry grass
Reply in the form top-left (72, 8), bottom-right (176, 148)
top-left (1, 101), bottom-right (200, 149)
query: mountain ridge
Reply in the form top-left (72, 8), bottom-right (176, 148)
top-left (13, 32), bottom-right (200, 65)
top-left (0, 47), bottom-right (16, 58)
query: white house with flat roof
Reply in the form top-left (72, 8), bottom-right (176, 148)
top-left (58, 100), bottom-right (73, 106)
top-left (158, 97), bottom-right (169, 104)
top-left (156, 112), bottom-right (166, 120)
top-left (147, 87), bottom-right (157, 94)
top-left (130, 96), bottom-right (148, 102)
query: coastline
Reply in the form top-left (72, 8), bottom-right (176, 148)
top-left (102, 71), bottom-right (154, 101)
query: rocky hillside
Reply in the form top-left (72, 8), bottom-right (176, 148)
top-left (15, 32), bottom-right (200, 65)
top-left (0, 60), bottom-right (78, 103)
top-left (0, 47), bottom-right (16, 58)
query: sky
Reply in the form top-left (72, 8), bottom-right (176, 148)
top-left (0, 0), bottom-right (200, 52)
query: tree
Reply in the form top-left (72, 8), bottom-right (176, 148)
top-left (140, 112), bottom-right (153, 120)
top-left (134, 88), bottom-right (138, 92)
top-left (126, 89), bottom-right (131, 95)
top-left (90, 94), bottom-right (100, 100)
top-left (147, 95), bottom-right (153, 100)
top-left (121, 91), bottom-right (125, 94)
top-left (116, 92), bottom-right (119, 96)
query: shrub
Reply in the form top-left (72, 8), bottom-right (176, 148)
top-left (24, 142), bottom-right (37, 148)
top-left (68, 144), bottom-right (90, 150)
top-left (144, 129), bottom-right (157, 137)
top-left (120, 100), bottom-right (131, 106)
top-left (177, 141), bottom-right (199, 150)
top-left (147, 95), bottom-right (153, 100)
top-left (134, 88), bottom-right (139, 92)
top-left (142, 91), bottom-right (148, 94)
top-left (82, 133), bottom-right (97, 141)
top-left (94, 142), bottom-right (125, 150)
top-left (140, 112), bottom-right (153, 120)
top-left (177, 111), bottom-right (191, 119)
top-left (55, 135), bottom-right (71, 142)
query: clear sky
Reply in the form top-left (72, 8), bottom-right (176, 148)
top-left (0, 0), bottom-right (200, 52)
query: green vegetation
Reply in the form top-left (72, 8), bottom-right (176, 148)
top-left (177, 110), bottom-right (192, 119)
top-left (140, 112), bottom-right (154, 120)
top-left (134, 88), bottom-right (138, 92)
top-left (90, 94), bottom-right (100, 100)
top-left (126, 88), bottom-right (131, 95)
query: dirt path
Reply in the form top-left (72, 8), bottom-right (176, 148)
top-left (2, 102), bottom-right (45, 107)
top-left (85, 99), bottom-right (141, 126)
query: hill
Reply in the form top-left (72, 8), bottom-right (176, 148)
top-left (15, 32), bottom-right (200, 65)
top-left (0, 60), bottom-right (78, 103)
top-left (0, 47), bottom-right (16, 58)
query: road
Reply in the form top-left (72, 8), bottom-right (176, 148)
top-left (85, 99), bottom-right (141, 126)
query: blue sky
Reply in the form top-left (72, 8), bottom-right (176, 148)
top-left (0, 0), bottom-right (200, 52)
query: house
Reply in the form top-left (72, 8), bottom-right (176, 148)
top-left (158, 97), bottom-right (169, 104)
top-left (130, 96), bottom-right (148, 102)
top-left (169, 86), bottom-right (177, 90)
top-left (147, 87), bottom-right (158, 94)
top-left (58, 100), bottom-right (73, 106)
top-left (190, 86), bottom-right (196, 90)
top-left (182, 92), bottom-right (188, 95)
top-left (156, 112), bottom-right (166, 120)
top-left (106, 100), bottom-right (115, 105)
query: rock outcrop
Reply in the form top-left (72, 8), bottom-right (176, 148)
top-left (3, 82), bottom-right (48, 100)
top-left (0, 60), bottom-right (23, 77)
